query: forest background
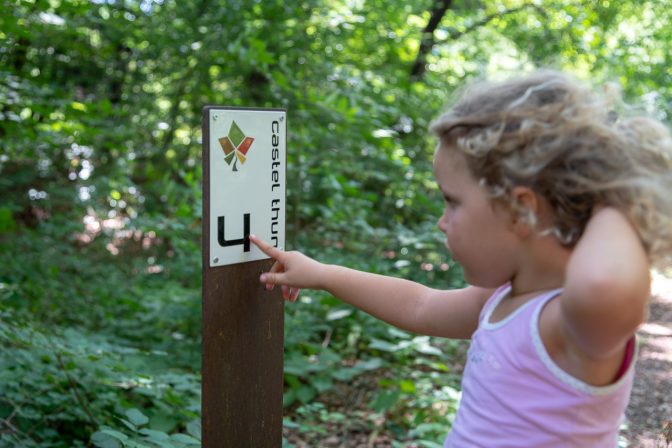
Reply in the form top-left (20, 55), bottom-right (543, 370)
top-left (1, 0), bottom-right (671, 447)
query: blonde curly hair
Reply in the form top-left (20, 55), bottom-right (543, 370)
top-left (430, 70), bottom-right (672, 269)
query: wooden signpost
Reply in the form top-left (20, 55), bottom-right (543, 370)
top-left (201, 107), bottom-right (287, 447)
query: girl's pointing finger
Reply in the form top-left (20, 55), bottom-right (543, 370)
top-left (249, 234), bottom-right (283, 259)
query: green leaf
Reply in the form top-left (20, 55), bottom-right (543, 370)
top-left (186, 420), bottom-right (201, 440)
top-left (415, 344), bottom-right (442, 356)
top-left (416, 441), bottom-right (444, 448)
top-left (311, 375), bottom-right (333, 393)
top-left (283, 389), bottom-right (297, 407)
top-left (387, 327), bottom-right (411, 339)
top-left (411, 423), bottom-right (446, 437)
top-left (0, 207), bottom-right (17, 232)
top-left (170, 433), bottom-right (200, 445)
top-left (126, 408), bottom-right (149, 427)
top-left (354, 358), bottom-right (383, 371)
top-left (140, 430), bottom-right (181, 448)
top-left (412, 337), bottom-right (443, 356)
top-left (370, 390), bottom-right (401, 413)
top-left (296, 386), bottom-right (316, 403)
top-left (326, 309), bottom-right (353, 321)
top-left (285, 359), bottom-right (310, 376)
top-left (369, 339), bottom-right (399, 352)
top-left (117, 417), bottom-right (137, 431)
top-left (100, 429), bottom-right (129, 441)
top-left (399, 379), bottom-right (416, 393)
top-left (283, 418), bottom-right (300, 429)
top-left (91, 431), bottom-right (122, 448)
top-left (331, 367), bottom-right (357, 381)
top-left (71, 101), bottom-right (87, 112)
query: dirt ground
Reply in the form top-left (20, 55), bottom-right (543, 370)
top-left (624, 272), bottom-right (672, 447)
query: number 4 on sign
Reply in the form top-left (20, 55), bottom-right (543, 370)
top-left (217, 214), bottom-right (251, 252)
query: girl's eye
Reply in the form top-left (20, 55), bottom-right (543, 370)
top-left (444, 196), bottom-right (459, 208)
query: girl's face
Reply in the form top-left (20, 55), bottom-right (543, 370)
top-left (433, 146), bottom-right (521, 287)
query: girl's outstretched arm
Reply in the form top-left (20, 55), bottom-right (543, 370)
top-left (561, 207), bottom-right (651, 359)
top-left (249, 235), bottom-right (493, 339)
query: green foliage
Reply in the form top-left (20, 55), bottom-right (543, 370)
top-left (1, 0), bottom-right (669, 445)
top-left (0, 230), bottom-right (200, 447)
top-left (90, 409), bottom-right (201, 448)
top-left (0, 305), bottom-right (201, 447)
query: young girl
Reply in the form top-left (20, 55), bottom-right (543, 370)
top-left (250, 70), bottom-right (672, 446)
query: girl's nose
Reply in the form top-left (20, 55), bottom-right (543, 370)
top-left (437, 211), bottom-right (448, 232)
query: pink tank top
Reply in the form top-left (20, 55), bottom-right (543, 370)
top-left (444, 285), bottom-right (636, 448)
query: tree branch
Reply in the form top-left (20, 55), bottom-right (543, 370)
top-left (444, 4), bottom-right (544, 41)
top-left (410, 3), bottom-right (547, 80)
top-left (410, 0), bottom-right (453, 80)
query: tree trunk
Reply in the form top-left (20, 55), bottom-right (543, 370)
top-left (410, 0), bottom-right (453, 80)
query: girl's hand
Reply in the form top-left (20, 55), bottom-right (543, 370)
top-left (249, 234), bottom-right (326, 303)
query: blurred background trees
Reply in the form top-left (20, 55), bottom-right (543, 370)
top-left (1, 0), bottom-right (670, 446)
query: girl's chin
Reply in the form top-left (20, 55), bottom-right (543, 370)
top-left (463, 270), bottom-right (508, 289)
top-left (462, 266), bottom-right (491, 288)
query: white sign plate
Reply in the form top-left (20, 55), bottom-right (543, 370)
top-left (208, 107), bottom-right (286, 267)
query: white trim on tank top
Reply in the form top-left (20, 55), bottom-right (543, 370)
top-left (480, 284), bottom-right (556, 330)
top-left (530, 291), bottom-right (638, 396)
top-left (480, 285), bottom-right (637, 396)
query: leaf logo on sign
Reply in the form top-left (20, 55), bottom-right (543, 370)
top-left (218, 121), bottom-right (254, 172)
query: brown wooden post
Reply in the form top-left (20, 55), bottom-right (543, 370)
top-left (202, 107), bottom-right (286, 447)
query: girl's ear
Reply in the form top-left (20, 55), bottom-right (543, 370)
top-left (510, 186), bottom-right (539, 238)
